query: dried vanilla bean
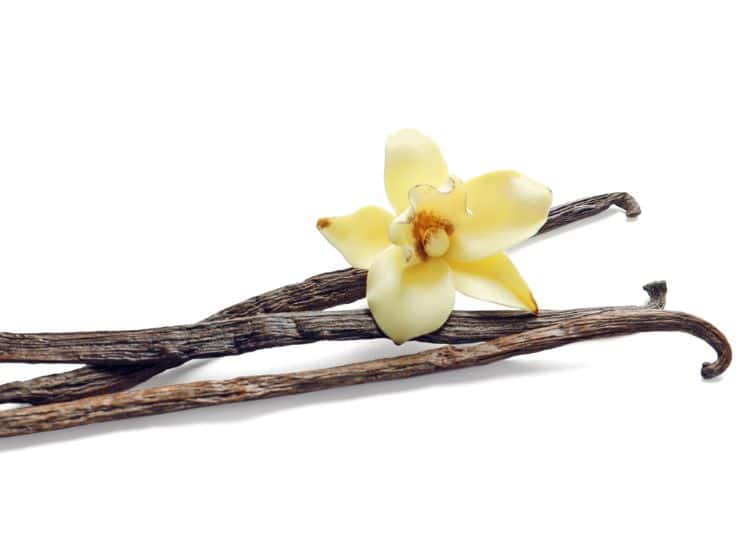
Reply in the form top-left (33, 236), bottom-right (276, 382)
top-left (0, 304), bottom-right (675, 365)
top-left (0, 192), bottom-right (640, 405)
top-left (0, 282), bottom-right (731, 438)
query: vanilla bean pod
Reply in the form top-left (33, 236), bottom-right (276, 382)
top-left (0, 303), bottom-right (673, 365)
top-left (0, 192), bottom-right (640, 405)
top-left (0, 282), bottom-right (731, 438)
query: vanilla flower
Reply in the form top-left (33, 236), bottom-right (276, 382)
top-left (317, 129), bottom-right (552, 343)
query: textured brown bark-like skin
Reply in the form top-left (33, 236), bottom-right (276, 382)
top-left (537, 191), bottom-right (640, 233)
top-left (0, 193), bottom-right (640, 405)
top-left (0, 283), bottom-right (732, 438)
top-left (0, 267), bottom-right (369, 404)
top-left (0, 305), bottom-right (679, 365)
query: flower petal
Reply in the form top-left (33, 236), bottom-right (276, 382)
top-left (317, 206), bottom-right (395, 269)
top-left (387, 212), bottom-right (421, 266)
top-left (407, 178), bottom-right (467, 222)
top-left (449, 171), bottom-right (552, 262)
top-left (367, 245), bottom-right (455, 343)
top-left (384, 129), bottom-right (449, 213)
top-left (449, 252), bottom-right (538, 312)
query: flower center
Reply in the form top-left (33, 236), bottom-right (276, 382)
top-left (412, 211), bottom-right (453, 260)
top-left (423, 227), bottom-right (449, 257)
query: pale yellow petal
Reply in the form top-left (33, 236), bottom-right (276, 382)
top-left (449, 252), bottom-right (538, 312)
top-left (387, 211), bottom-right (421, 266)
top-left (449, 171), bottom-right (552, 262)
top-left (317, 206), bottom-right (394, 269)
top-left (384, 129), bottom-right (449, 213)
top-left (367, 245), bottom-right (455, 343)
top-left (407, 177), bottom-right (466, 222)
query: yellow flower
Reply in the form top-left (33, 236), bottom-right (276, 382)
top-left (317, 129), bottom-right (552, 343)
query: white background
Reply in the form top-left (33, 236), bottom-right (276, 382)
top-left (0, 1), bottom-right (744, 558)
